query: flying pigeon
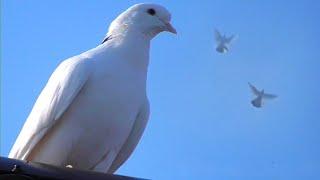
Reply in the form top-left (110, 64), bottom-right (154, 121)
top-left (248, 82), bottom-right (277, 108)
top-left (214, 29), bottom-right (235, 53)
top-left (9, 3), bottom-right (176, 173)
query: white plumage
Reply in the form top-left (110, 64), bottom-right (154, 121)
top-left (214, 29), bottom-right (235, 53)
top-left (248, 82), bottom-right (277, 108)
top-left (9, 3), bottom-right (176, 173)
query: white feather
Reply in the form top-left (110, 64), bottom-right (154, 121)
top-left (9, 57), bottom-right (91, 160)
top-left (9, 3), bottom-right (175, 173)
top-left (248, 82), bottom-right (260, 96)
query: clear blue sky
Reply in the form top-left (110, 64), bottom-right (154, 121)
top-left (1, 0), bottom-right (320, 179)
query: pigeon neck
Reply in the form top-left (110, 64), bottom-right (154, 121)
top-left (110, 31), bottom-right (151, 71)
top-left (127, 33), bottom-right (151, 72)
top-left (108, 27), bottom-right (155, 41)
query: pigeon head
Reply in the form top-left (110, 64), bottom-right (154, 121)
top-left (107, 3), bottom-right (176, 39)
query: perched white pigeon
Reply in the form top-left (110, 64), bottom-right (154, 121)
top-left (248, 82), bottom-right (277, 108)
top-left (9, 3), bottom-right (176, 173)
top-left (214, 29), bottom-right (235, 53)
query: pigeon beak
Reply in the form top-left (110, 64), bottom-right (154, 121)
top-left (164, 22), bottom-right (177, 34)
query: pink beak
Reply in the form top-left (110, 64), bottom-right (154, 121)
top-left (165, 22), bottom-right (177, 34)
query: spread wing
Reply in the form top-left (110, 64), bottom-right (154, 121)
top-left (248, 82), bottom-right (260, 96)
top-left (214, 29), bottom-right (223, 42)
top-left (225, 34), bottom-right (235, 43)
top-left (108, 101), bottom-right (150, 173)
top-left (9, 56), bottom-right (92, 160)
top-left (263, 93), bottom-right (277, 99)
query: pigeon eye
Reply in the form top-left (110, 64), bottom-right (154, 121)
top-left (147, 8), bottom-right (156, 16)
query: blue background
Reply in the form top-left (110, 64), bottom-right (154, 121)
top-left (1, 0), bottom-right (320, 179)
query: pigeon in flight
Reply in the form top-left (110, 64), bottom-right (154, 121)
top-left (214, 29), bottom-right (235, 53)
top-left (248, 83), bottom-right (277, 108)
top-left (9, 3), bottom-right (176, 173)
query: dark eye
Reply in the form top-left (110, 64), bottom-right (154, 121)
top-left (147, 8), bottom-right (156, 16)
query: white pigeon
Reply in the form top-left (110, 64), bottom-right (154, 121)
top-left (214, 29), bottom-right (235, 53)
top-left (248, 82), bottom-right (277, 108)
top-left (9, 3), bottom-right (176, 173)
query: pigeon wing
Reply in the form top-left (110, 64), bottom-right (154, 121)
top-left (214, 29), bottom-right (222, 42)
top-left (263, 93), bottom-right (277, 99)
top-left (248, 82), bottom-right (260, 96)
top-left (9, 56), bottom-right (92, 160)
top-left (108, 101), bottom-right (150, 173)
top-left (225, 34), bottom-right (235, 43)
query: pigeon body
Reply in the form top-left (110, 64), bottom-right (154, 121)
top-left (248, 83), bottom-right (277, 108)
top-left (214, 29), bottom-right (234, 53)
top-left (251, 96), bottom-right (263, 108)
top-left (9, 3), bottom-right (176, 173)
